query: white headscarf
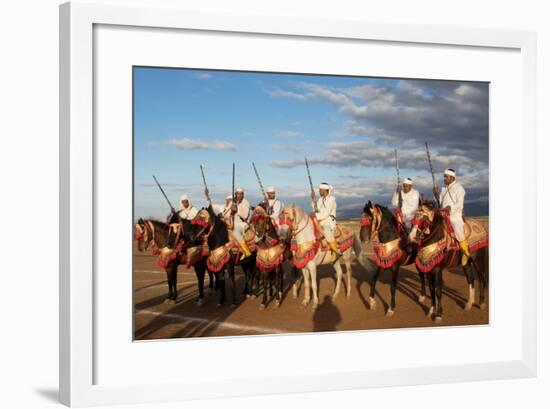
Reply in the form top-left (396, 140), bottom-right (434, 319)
top-left (179, 194), bottom-right (192, 210)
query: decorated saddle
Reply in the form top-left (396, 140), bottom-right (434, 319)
top-left (415, 211), bottom-right (488, 273)
top-left (291, 215), bottom-right (354, 268)
top-left (256, 241), bottom-right (287, 273)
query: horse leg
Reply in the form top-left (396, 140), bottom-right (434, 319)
top-left (427, 272), bottom-right (435, 318)
top-left (292, 266), bottom-right (301, 299)
top-left (230, 264), bottom-right (238, 307)
top-left (463, 263), bottom-right (475, 311)
top-left (368, 267), bottom-right (380, 310)
top-left (195, 264), bottom-right (206, 306)
top-left (332, 259), bottom-right (344, 301)
top-left (275, 265), bottom-right (283, 307)
top-left (436, 267), bottom-right (444, 318)
top-left (310, 264), bottom-right (319, 310)
top-left (217, 269), bottom-right (226, 307)
top-left (418, 271), bottom-right (427, 303)
top-left (386, 265), bottom-right (400, 316)
top-left (166, 263), bottom-right (178, 302)
top-left (474, 250), bottom-right (488, 309)
top-left (301, 268), bottom-right (311, 307)
top-left (260, 271), bottom-right (268, 310)
top-left (208, 270), bottom-right (214, 290)
top-left (345, 252), bottom-right (353, 299)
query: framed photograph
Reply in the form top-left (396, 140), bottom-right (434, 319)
top-left (60, 1), bottom-right (537, 406)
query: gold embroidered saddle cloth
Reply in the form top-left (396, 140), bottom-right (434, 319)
top-left (309, 216), bottom-right (354, 253)
top-left (256, 242), bottom-right (287, 273)
top-left (227, 226), bottom-right (258, 253)
top-left (443, 214), bottom-right (489, 253)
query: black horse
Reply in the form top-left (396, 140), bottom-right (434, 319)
top-left (359, 201), bottom-right (419, 316)
top-left (180, 206), bottom-right (257, 306)
top-left (409, 202), bottom-right (488, 322)
top-left (134, 216), bottom-right (213, 304)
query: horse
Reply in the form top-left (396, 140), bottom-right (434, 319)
top-left (134, 216), bottom-right (213, 304)
top-left (180, 206), bottom-right (257, 306)
top-left (277, 204), bottom-right (368, 310)
top-left (249, 204), bottom-right (297, 309)
top-left (359, 201), bottom-right (419, 316)
top-left (408, 201), bottom-right (489, 322)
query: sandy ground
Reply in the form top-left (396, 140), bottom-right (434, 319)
top-left (134, 220), bottom-right (488, 340)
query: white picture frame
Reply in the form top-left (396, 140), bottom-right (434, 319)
top-left (59, 1), bottom-right (537, 406)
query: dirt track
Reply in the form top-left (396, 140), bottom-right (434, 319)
top-left (133, 220), bottom-right (488, 340)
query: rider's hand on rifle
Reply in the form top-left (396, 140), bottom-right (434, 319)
top-left (231, 203), bottom-right (238, 213)
top-left (396, 185), bottom-right (402, 193)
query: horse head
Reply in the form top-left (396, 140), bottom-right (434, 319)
top-left (360, 201), bottom-right (381, 243)
top-left (409, 201), bottom-right (438, 244)
top-left (278, 204), bottom-right (304, 242)
top-left (250, 204), bottom-right (270, 240)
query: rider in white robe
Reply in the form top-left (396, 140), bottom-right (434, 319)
top-left (265, 186), bottom-right (284, 229)
top-left (232, 187), bottom-right (252, 259)
top-left (311, 183), bottom-right (341, 262)
top-left (177, 194), bottom-right (199, 221)
top-left (391, 178), bottom-right (419, 229)
top-left (435, 168), bottom-right (470, 265)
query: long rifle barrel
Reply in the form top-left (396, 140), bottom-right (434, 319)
top-left (152, 175), bottom-right (175, 212)
top-left (252, 162), bottom-right (268, 201)
top-left (305, 157), bottom-right (318, 212)
top-left (425, 142), bottom-right (441, 207)
top-left (199, 165), bottom-right (212, 207)
top-left (394, 149), bottom-right (403, 209)
top-left (232, 163), bottom-right (236, 204)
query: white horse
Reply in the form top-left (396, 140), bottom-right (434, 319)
top-left (278, 204), bottom-right (372, 310)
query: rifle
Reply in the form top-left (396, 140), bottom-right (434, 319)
top-left (305, 157), bottom-right (318, 213)
top-left (394, 149), bottom-right (403, 209)
top-left (424, 142), bottom-right (441, 207)
top-left (199, 165), bottom-right (212, 207)
top-left (252, 162), bottom-right (268, 201)
top-left (232, 163), bottom-right (236, 204)
top-left (152, 175), bottom-right (175, 213)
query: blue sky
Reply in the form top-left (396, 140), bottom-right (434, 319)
top-left (134, 67), bottom-right (489, 219)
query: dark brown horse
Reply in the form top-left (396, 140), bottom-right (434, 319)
top-left (134, 217), bottom-right (214, 304)
top-left (249, 205), bottom-right (293, 309)
top-left (359, 201), bottom-right (419, 316)
top-left (408, 202), bottom-right (488, 322)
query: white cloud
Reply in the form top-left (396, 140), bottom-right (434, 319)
top-left (266, 87), bottom-right (308, 101)
top-left (166, 138), bottom-right (236, 151)
top-left (191, 72), bottom-right (212, 79)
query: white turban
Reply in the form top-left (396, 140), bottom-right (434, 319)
top-left (444, 168), bottom-right (456, 177)
top-left (319, 183), bottom-right (331, 190)
top-left (403, 178), bottom-right (413, 185)
top-left (179, 194), bottom-right (191, 209)
top-left (266, 186), bottom-right (275, 193)
top-left (235, 187), bottom-right (244, 193)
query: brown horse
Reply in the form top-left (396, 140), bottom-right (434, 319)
top-left (359, 202), bottom-right (419, 316)
top-left (408, 202), bottom-right (489, 322)
top-left (134, 217), bottom-right (214, 304)
top-left (249, 205), bottom-right (297, 309)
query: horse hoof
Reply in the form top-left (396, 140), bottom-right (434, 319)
top-left (250, 295), bottom-right (257, 300)
top-left (302, 299), bottom-right (309, 307)
top-left (197, 298), bottom-right (205, 307)
top-left (346, 293), bottom-right (351, 300)
top-left (464, 303), bottom-right (473, 311)
top-left (274, 301), bottom-right (280, 308)
top-left (331, 294), bottom-right (338, 302)
top-left (434, 316), bottom-right (443, 323)
top-left (259, 304), bottom-right (266, 310)
top-left (418, 295), bottom-right (426, 303)
top-left (245, 294), bottom-right (251, 299)
top-left (368, 297), bottom-right (377, 310)
top-left (386, 309), bottom-right (395, 317)
top-left (312, 303), bottom-right (319, 311)
top-left (427, 307), bottom-right (434, 317)
top-left (230, 303), bottom-right (237, 308)
top-left (480, 303), bottom-right (487, 310)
